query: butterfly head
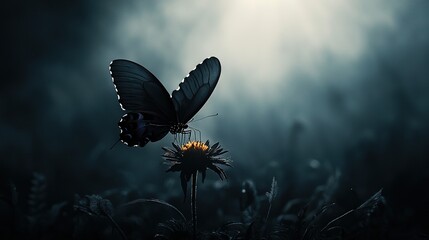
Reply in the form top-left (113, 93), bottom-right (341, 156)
top-left (170, 123), bottom-right (188, 134)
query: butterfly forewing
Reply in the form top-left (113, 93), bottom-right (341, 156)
top-left (110, 59), bottom-right (176, 121)
top-left (172, 57), bottom-right (221, 123)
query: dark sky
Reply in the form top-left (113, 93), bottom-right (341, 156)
top-left (1, 0), bottom-right (429, 215)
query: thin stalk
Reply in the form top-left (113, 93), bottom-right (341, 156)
top-left (265, 202), bottom-right (272, 223)
top-left (191, 172), bottom-right (198, 240)
top-left (120, 199), bottom-right (186, 222)
top-left (105, 214), bottom-right (128, 240)
top-left (320, 209), bottom-right (355, 232)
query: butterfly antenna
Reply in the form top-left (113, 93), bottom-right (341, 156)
top-left (110, 138), bottom-right (122, 150)
top-left (188, 113), bottom-right (219, 123)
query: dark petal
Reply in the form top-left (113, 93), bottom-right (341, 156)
top-left (162, 150), bottom-right (174, 156)
top-left (211, 148), bottom-right (228, 156)
top-left (211, 158), bottom-right (231, 165)
top-left (162, 147), bottom-right (177, 154)
top-left (213, 165), bottom-right (227, 179)
top-left (180, 172), bottom-right (188, 201)
top-left (163, 158), bottom-right (180, 163)
top-left (205, 140), bottom-right (210, 147)
top-left (207, 148), bottom-right (216, 155)
top-left (166, 164), bottom-right (182, 172)
top-left (164, 157), bottom-right (181, 162)
top-left (207, 165), bottom-right (225, 180)
top-left (218, 167), bottom-right (228, 180)
top-left (162, 153), bottom-right (179, 159)
top-left (162, 153), bottom-right (177, 159)
top-left (209, 147), bottom-right (222, 155)
top-left (223, 162), bottom-right (233, 167)
top-left (211, 142), bottom-right (220, 151)
top-left (172, 142), bottom-right (182, 152)
top-left (214, 162), bottom-right (233, 168)
top-left (213, 147), bottom-right (228, 155)
top-left (201, 170), bottom-right (207, 183)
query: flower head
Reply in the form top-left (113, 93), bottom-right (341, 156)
top-left (162, 140), bottom-right (231, 198)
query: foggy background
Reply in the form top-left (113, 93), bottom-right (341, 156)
top-left (1, 0), bottom-right (428, 234)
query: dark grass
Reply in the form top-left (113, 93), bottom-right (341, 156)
top-left (1, 170), bottom-right (426, 240)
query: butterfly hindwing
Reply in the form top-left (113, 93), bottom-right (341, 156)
top-left (118, 112), bottom-right (169, 147)
top-left (172, 57), bottom-right (221, 123)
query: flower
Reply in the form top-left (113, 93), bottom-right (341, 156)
top-left (162, 140), bottom-right (231, 198)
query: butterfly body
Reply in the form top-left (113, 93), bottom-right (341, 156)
top-left (169, 123), bottom-right (188, 134)
top-left (110, 57), bottom-right (221, 147)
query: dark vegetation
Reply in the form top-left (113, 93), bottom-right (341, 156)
top-left (0, 171), bottom-right (383, 239)
top-left (0, 168), bottom-right (426, 239)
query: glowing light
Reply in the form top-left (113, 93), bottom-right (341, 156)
top-left (112, 0), bottom-right (397, 102)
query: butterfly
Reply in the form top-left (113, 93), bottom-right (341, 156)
top-left (109, 56), bottom-right (221, 147)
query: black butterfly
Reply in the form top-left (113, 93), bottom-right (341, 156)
top-left (109, 57), bottom-right (221, 147)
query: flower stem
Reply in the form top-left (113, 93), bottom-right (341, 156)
top-left (191, 172), bottom-right (198, 240)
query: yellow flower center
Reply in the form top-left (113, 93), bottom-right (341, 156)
top-left (181, 141), bottom-right (209, 152)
